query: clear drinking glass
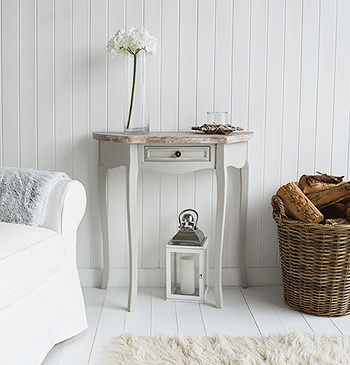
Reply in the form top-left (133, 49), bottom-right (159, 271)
top-left (207, 111), bottom-right (228, 125)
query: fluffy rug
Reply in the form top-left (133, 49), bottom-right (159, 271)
top-left (108, 332), bottom-right (350, 364)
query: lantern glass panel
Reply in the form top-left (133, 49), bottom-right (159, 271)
top-left (170, 252), bottom-right (200, 297)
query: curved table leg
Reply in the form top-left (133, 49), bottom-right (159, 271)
top-left (126, 145), bottom-right (139, 312)
top-left (239, 162), bottom-right (249, 288)
top-left (98, 162), bottom-right (110, 289)
top-left (214, 148), bottom-right (227, 309)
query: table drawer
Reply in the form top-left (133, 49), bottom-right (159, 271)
top-left (144, 146), bottom-right (211, 162)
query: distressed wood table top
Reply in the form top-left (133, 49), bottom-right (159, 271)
top-left (93, 131), bottom-right (253, 144)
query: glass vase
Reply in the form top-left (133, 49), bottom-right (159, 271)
top-left (124, 52), bottom-right (150, 135)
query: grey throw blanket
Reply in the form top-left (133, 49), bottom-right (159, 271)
top-left (0, 167), bottom-right (69, 226)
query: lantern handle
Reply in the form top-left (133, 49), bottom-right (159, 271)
top-left (178, 208), bottom-right (199, 229)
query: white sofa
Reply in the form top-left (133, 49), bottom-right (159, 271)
top-left (0, 178), bottom-right (87, 365)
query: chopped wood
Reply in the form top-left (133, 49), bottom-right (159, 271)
top-left (324, 218), bottom-right (349, 226)
top-left (276, 182), bottom-right (324, 223)
top-left (344, 202), bottom-right (350, 222)
top-left (307, 182), bottom-right (350, 209)
top-left (315, 172), bottom-right (344, 184)
top-left (321, 203), bottom-right (347, 219)
top-left (347, 208), bottom-right (350, 222)
top-left (299, 172), bottom-right (344, 194)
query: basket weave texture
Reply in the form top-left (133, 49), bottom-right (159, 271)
top-left (272, 195), bottom-right (350, 316)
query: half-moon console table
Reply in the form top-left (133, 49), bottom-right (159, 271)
top-left (93, 131), bottom-right (253, 312)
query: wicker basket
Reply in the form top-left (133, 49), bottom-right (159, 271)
top-left (272, 195), bottom-right (350, 316)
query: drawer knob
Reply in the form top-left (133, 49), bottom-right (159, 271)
top-left (175, 151), bottom-right (182, 158)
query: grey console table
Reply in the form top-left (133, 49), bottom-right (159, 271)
top-left (93, 132), bottom-right (253, 311)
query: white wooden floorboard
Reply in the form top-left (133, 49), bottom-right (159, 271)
top-left (175, 301), bottom-right (206, 336)
top-left (261, 286), bottom-right (313, 334)
top-left (329, 316), bottom-right (350, 336)
top-left (200, 287), bottom-right (261, 337)
top-left (241, 287), bottom-right (287, 336)
top-left (43, 286), bottom-right (349, 364)
top-left (151, 288), bottom-right (178, 336)
top-left (89, 288), bottom-right (128, 365)
top-left (301, 313), bottom-right (342, 336)
top-left (124, 288), bottom-right (152, 336)
top-left (53, 288), bottom-right (106, 365)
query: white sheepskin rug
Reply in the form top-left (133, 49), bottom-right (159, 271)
top-left (108, 332), bottom-right (350, 364)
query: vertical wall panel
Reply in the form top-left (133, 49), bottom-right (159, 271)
top-left (177, 0), bottom-right (196, 252)
top-left (125, 0), bottom-right (144, 269)
top-left (159, 173), bottom-right (178, 268)
top-left (19, 0), bottom-right (36, 168)
top-left (214, 0), bottom-right (234, 268)
top-left (2, 0), bottom-right (19, 167)
top-left (142, 170), bottom-right (160, 268)
top-left (72, 0), bottom-right (90, 268)
top-left (161, 0), bottom-right (179, 131)
top-left (107, 0), bottom-right (127, 269)
top-left (332, 0), bottom-right (350, 177)
top-left (177, 175), bottom-right (195, 216)
top-left (126, 0), bottom-right (143, 26)
top-left (178, 0), bottom-right (196, 131)
top-left (197, 0), bottom-right (215, 124)
top-left (0, 0), bottom-right (2, 166)
top-left (159, 0), bottom-right (179, 270)
top-left (223, 168), bottom-right (240, 268)
top-left (227, 0), bottom-right (251, 268)
top-left (107, 0), bottom-right (125, 132)
top-left (231, 0), bottom-right (250, 128)
top-left (54, 0), bottom-right (72, 175)
top-left (108, 167), bottom-right (128, 269)
top-left (261, 0), bottom-right (285, 267)
top-left (37, 0), bottom-right (54, 170)
top-left (314, 0), bottom-right (337, 173)
top-left (210, 172), bottom-right (217, 269)
top-left (280, 0), bottom-right (303, 184)
top-left (143, 0), bottom-right (161, 268)
top-left (145, 0), bottom-right (161, 132)
top-left (230, 0), bottom-right (250, 267)
top-left (298, 0), bottom-right (320, 175)
top-left (89, 0), bottom-right (108, 269)
top-left (196, 0), bottom-right (215, 268)
top-left (1, 0), bottom-right (350, 283)
top-left (214, 0), bottom-right (233, 115)
top-left (246, 0), bottom-right (268, 267)
top-left (194, 170), bottom-right (213, 265)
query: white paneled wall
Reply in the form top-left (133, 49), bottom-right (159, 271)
top-left (1, 0), bottom-right (350, 286)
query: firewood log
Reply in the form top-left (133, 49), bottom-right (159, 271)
top-left (276, 182), bottom-right (324, 223)
top-left (321, 203), bottom-right (347, 219)
top-left (344, 201), bottom-right (350, 222)
top-left (307, 182), bottom-right (350, 209)
top-left (299, 172), bottom-right (344, 194)
top-left (315, 171), bottom-right (344, 183)
top-left (346, 208), bottom-right (350, 222)
top-left (325, 218), bottom-right (349, 226)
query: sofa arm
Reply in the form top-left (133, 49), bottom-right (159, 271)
top-left (41, 179), bottom-right (87, 235)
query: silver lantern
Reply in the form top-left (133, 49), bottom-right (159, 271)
top-left (166, 209), bottom-right (208, 303)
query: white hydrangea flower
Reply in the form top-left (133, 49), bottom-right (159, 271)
top-left (107, 27), bottom-right (157, 56)
top-left (107, 27), bottom-right (157, 130)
